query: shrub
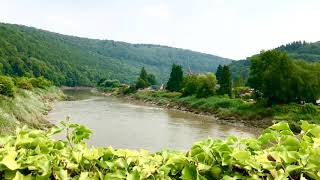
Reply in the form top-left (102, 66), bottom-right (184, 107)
top-left (0, 75), bottom-right (15, 97)
top-left (15, 77), bottom-right (33, 90)
top-left (99, 79), bottom-right (121, 88)
top-left (29, 77), bottom-right (52, 89)
top-left (120, 85), bottom-right (137, 95)
top-left (301, 103), bottom-right (318, 114)
top-left (135, 78), bottom-right (148, 89)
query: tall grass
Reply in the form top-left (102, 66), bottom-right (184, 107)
top-left (0, 87), bottom-right (64, 135)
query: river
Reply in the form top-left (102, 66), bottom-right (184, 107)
top-left (48, 89), bottom-right (259, 152)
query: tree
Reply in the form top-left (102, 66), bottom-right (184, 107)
top-left (248, 50), bottom-right (320, 105)
top-left (218, 65), bottom-right (232, 97)
top-left (147, 74), bottom-right (157, 85)
top-left (139, 67), bottom-right (148, 83)
top-left (181, 73), bottom-right (217, 98)
top-left (233, 74), bottom-right (245, 88)
top-left (135, 67), bottom-right (149, 89)
top-left (0, 75), bottom-right (15, 97)
top-left (98, 79), bottom-right (120, 88)
top-left (135, 78), bottom-right (148, 89)
top-left (196, 73), bottom-right (217, 98)
top-left (181, 75), bottom-right (199, 96)
top-left (166, 64), bottom-right (183, 92)
top-left (215, 65), bottom-right (223, 83)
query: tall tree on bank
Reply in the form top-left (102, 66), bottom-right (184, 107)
top-left (135, 67), bottom-right (148, 89)
top-left (166, 64), bottom-right (183, 92)
top-left (218, 65), bottom-right (232, 97)
top-left (139, 67), bottom-right (148, 83)
top-left (215, 65), bottom-right (223, 83)
top-left (248, 50), bottom-right (320, 105)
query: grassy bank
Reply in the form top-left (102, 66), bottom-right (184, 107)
top-left (0, 87), bottom-right (64, 135)
top-left (131, 90), bottom-right (320, 129)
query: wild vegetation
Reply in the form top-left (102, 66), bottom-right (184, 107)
top-left (135, 67), bottom-right (157, 89)
top-left (0, 23), bottom-right (231, 86)
top-left (248, 50), bottom-right (320, 105)
top-left (0, 120), bottom-right (319, 179)
top-left (228, 41), bottom-right (320, 82)
top-left (0, 75), bottom-right (63, 134)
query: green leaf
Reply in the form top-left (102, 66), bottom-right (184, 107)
top-left (181, 165), bottom-right (197, 180)
top-left (233, 151), bottom-right (251, 162)
top-left (285, 165), bottom-right (301, 173)
top-left (127, 170), bottom-right (140, 180)
top-left (270, 122), bottom-right (291, 132)
top-left (0, 151), bottom-right (19, 170)
top-left (13, 171), bottom-right (32, 180)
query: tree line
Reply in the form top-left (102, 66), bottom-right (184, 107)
top-left (124, 49), bottom-right (320, 107)
top-left (248, 50), bottom-right (320, 105)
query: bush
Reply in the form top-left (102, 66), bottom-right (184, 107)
top-left (120, 85), bottom-right (137, 95)
top-left (29, 77), bottom-right (52, 89)
top-left (98, 79), bottom-right (121, 88)
top-left (181, 73), bottom-right (217, 98)
top-left (301, 103), bottom-right (318, 114)
top-left (15, 77), bottom-right (33, 90)
top-left (0, 75), bottom-right (15, 97)
top-left (135, 78), bottom-right (148, 89)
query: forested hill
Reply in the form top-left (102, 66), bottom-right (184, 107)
top-left (277, 41), bottom-right (320, 62)
top-left (0, 23), bottom-right (232, 86)
top-left (229, 41), bottom-right (320, 80)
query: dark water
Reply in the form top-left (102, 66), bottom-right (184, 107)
top-left (48, 89), bottom-right (259, 151)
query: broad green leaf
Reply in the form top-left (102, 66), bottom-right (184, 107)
top-left (0, 151), bottom-right (19, 170)
top-left (181, 165), bottom-right (197, 180)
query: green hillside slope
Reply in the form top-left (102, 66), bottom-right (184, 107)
top-left (0, 23), bottom-right (232, 86)
top-left (229, 41), bottom-right (320, 80)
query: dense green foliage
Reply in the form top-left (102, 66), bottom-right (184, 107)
top-left (0, 23), bottom-right (231, 86)
top-left (14, 77), bottom-right (33, 90)
top-left (233, 75), bottom-right (245, 88)
top-left (0, 75), bottom-right (15, 97)
top-left (215, 65), bottom-right (223, 83)
top-left (217, 66), bottom-right (232, 97)
top-left (134, 67), bottom-right (157, 89)
top-left (146, 74), bottom-right (157, 86)
top-left (181, 73), bottom-right (217, 98)
top-left (0, 75), bottom-right (51, 97)
top-left (229, 41), bottom-right (320, 81)
top-left (135, 67), bottom-right (148, 89)
top-left (0, 120), bottom-right (319, 179)
top-left (97, 79), bottom-right (122, 93)
top-left (228, 60), bottom-right (251, 81)
top-left (248, 50), bottom-right (320, 105)
top-left (277, 41), bottom-right (320, 62)
top-left (166, 64), bottom-right (184, 92)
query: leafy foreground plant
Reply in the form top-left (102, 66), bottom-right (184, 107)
top-left (0, 120), bottom-right (319, 180)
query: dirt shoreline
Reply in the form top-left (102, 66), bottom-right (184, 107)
top-left (105, 93), bottom-right (270, 131)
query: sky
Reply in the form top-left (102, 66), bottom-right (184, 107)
top-left (1, 0), bottom-right (320, 60)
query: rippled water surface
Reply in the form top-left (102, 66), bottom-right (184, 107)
top-left (48, 89), bottom-right (259, 151)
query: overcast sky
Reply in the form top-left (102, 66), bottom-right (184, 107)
top-left (1, 0), bottom-right (320, 59)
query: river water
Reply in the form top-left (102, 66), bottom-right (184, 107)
top-left (48, 89), bottom-right (259, 152)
